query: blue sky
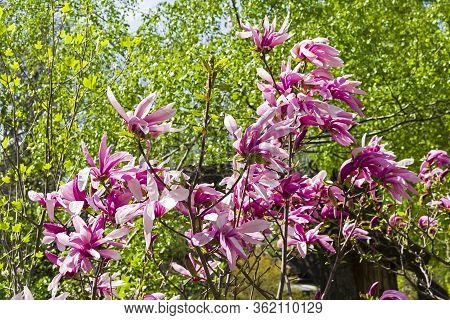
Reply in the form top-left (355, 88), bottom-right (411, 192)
top-left (125, 0), bottom-right (172, 32)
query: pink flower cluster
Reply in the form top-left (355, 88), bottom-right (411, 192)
top-left (419, 150), bottom-right (450, 188)
top-left (29, 91), bottom-right (187, 298)
top-left (339, 135), bottom-right (420, 202)
top-left (26, 14), bottom-right (447, 300)
top-left (253, 54), bottom-right (365, 148)
top-left (237, 16), bottom-right (291, 53)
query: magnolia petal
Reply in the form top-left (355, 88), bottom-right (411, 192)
top-left (143, 202), bottom-right (156, 250)
top-left (99, 249), bottom-right (122, 260)
top-left (191, 231), bottom-right (214, 247)
top-left (107, 87), bottom-right (129, 121)
top-left (170, 262), bottom-right (191, 277)
top-left (237, 219), bottom-right (270, 234)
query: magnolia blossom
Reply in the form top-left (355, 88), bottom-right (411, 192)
top-left (419, 149), bottom-right (450, 188)
top-left (320, 205), bottom-right (349, 220)
top-left (11, 286), bottom-right (34, 300)
top-left (317, 75), bottom-right (366, 117)
top-left (56, 174), bottom-right (88, 215)
top-left (237, 16), bottom-right (291, 52)
top-left (43, 223), bottom-right (67, 251)
top-left (367, 282), bottom-right (408, 300)
top-left (284, 223), bottom-right (336, 258)
top-left (340, 135), bottom-right (420, 202)
top-left (176, 183), bottom-right (225, 217)
top-left (342, 222), bottom-right (370, 240)
top-left (300, 113), bottom-right (356, 147)
top-left (92, 273), bottom-right (124, 299)
top-left (81, 133), bottom-right (134, 185)
top-left (291, 38), bottom-right (343, 68)
top-left (285, 93), bottom-right (358, 146)
top-left (28, 190), bottom-right (59, 221)
top-left (56, 215), bottom-right (129, 274)
top-left (11, 286), bottom-right (68, 300)
top-left (143, 293), bottom-right (166, 300)
top-left (417, 215), bottom-right (438, 235)
top-left (192, 213), bottom-right (270, 270)
top-left (171, 253), bottom-right (218, 282)
top-left (224, 112), bottom-right (292, 168)
top-left (428, 195), bottom-right (450, 210)
top-left (256, 58), bottom-right (303, 103)
top-left (143, 293), bottom-right (180, 300)
top-left (115, 174), bottom-right (188, 249)
top-left (388, 214), bottom-right (407, 229)
top-left (108, 87), bottom-right (177, 136)
top-left (379, 290), bottom-right (408, 300)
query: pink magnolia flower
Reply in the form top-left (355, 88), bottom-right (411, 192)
top-left (56, 215), bottom-right (129, 274)
top-left (284, 222), bottom-right (336, 258)
top-left (417, 215), bottom-right (438, 235)
top-left (428, 195), bottom-right (450, 210)
top-left (142, 185), bottom-right (188, 249)
top-left (91, 189), bottom-right (132, 221)
top-left (192, 213), bottom-right (271, 270)
top-left (237, 16), bottom-right (291, 53)
top-left (289, 94), bottom-right (357, 144)
top-left (419, 150), bottom-right (450, 188)
top-left (320, 205), bottom-right (349, 220)
top-left (92, 272), bottom-right (124, 299)
top-left (143, 293), bottom-right (179, 300)
top-left (28, 190), bottom-right (60, 221)
top-left (43, 223), bottom-right (67, 251)
top-left (317, 75), bottom-right (366, 117)
top-left (107, 87), bottom-right (177, 136)
top-left (82, 134), bottom-right (134, 186)
top-left (367, 282), bottom-right (408, 300)
top-left (56, 174), bottom-right (88, 215)
top-left (11, 286), bottom-right (68, 300)
top-left (225, 163), bottom-right (280, 208)
top-left (342, 222), bottom-right (370, 240)
top-left (176, 183), bottom-right (225, 217)
top-left (300, 113), bottom-right (356, 147)
top-left (340, 135), bottom-right (420, 202)
top-left (224, 112), bottom-right (292, 167)
top-left (115, 175), bottom-right (189, 249)
top-left (277, 172), bottom-right (307, 199)
top-left (11, 286), bottom-right (34, 300)
top-left (171, 253), bottom-right (218, 282)
top-left (380, 290), bottom-right (408, 300)
top-left (291, 38), bottom-right (343, 68)
top-left (144, 293), bottom-right (166, 300)
top-left (256, 58), bottom-right (303, 102)
top-left (388, 214), bottom-right (407, 229)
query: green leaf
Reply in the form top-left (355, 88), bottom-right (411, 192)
top-left (11, 201), bottom-right (22, 211)
top-left (1, 176), bottom-right (11, 183)
top-left (0, 221), bottom-right (10, 231)
top-left (7, 24), bottom-right (15, 33)
top-left (10, 61), bottom-right (20, 70)
top-left (34, 41), bottom-right (43, 50)
top-left (54, 113), bottom-right (63, 122)
top-left (23, 235), bottom-right (30, 243)
top-left (4, 48), bottom-right (13, 57)
top-left (43, 163), bottom-right (51, 170)
top-left (82, 75), bottom-right (97, 90)
top-left (11, 223), bottom-right (21, 233)
top-left (13, 77), bottom-right (20, 86)
top-left (61, 2), bottom-right (71, 13)
top-left (2, 137), bottom-right (9, 149)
